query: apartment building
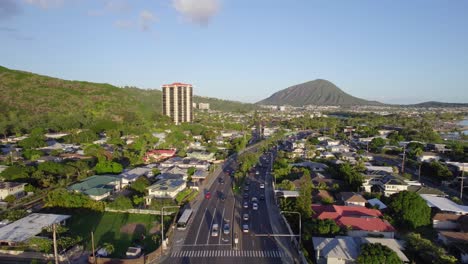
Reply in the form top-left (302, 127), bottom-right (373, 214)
top-left (162, 83), bottom-right (193, 125)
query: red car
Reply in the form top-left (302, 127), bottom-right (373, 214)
top-left (205, 191), bottom-right (211, 199)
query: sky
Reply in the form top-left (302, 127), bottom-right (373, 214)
top-left (1, 0), bottom-right (467, 104)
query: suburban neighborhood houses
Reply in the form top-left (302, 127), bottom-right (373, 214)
top-left (0, 104), bottom-right (467, 264)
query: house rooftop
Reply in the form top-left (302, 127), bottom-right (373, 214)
top-left (340, 192), bottom-right (367, 203)
top-left (0, 213), bottom-right (70, 243)
top-left (0, 182), bottom-right (26, 189)
top-left (68, 175), bottom-right (120, 197)
top-left (147, 178), bottom-right (185, 192)
top-left (420, 194), bottom-right (468, 214)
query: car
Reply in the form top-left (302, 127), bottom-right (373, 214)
top-left (243, 213), bottom-right (249, 221)
top-left (223, 223), bottom-right (230, 235)
top-left (252, 203), bottom-right (258, 210)
top-left (205, 191), bottom-right (211, 199)
top-left (244, 186), bottom-right (249, 191)
top-left (218, 177), bottom-right (225, 184)
top-left (218, 192), bottom-right (226, 201)
top-left (211, 224), bottom-right (219, 237)
top-left (255, 171), bottom-right (259, 175)
top-left (251, 197), bottom-right (258, 203)
top-left (243, 201), bottom-right (249, 209)
top-left (242, 224), bottom-right (249, 233)
top-left (245, 180), bottom-right (250, 186)
top-left (260, 183), bottom-right (265, 189)
top-left (243, 192), bottom-right (249, 199)
top-left (260, 194), bottom-right (265, 200)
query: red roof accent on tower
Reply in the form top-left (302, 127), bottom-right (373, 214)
top-left (162, 82), bottom-right (192, 87)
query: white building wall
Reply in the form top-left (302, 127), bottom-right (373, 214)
top-left (347, 230), bottom-right (394, 238)
top-left (433, 220), bottom-right (459, 230)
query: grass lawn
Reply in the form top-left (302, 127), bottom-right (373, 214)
top-left (66, 211), bottom-right (168, 258)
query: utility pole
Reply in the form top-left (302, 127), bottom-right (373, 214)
top-left (53, 224), bottom-right (59, 264)
top-left (91, 231), bottom-right (96, 264)
top-left (418, 162), bottom-right (422, 182)
top-left (401, 144), bottom-right (406, 175)
top-left (461, 163), bottom-right (465, 201)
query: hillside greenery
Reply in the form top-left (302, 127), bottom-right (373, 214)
top-left (0, 65), bottom-right (256, 136)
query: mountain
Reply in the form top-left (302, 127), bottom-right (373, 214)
top-left (407, 101), bottom-right (468, 108)
top-left (0, 66), bottom-right (256, 129)
top-left (257, 79), bottom-right (382, 107)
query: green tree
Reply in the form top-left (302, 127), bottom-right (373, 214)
top-left (357, 243), bottom-right (402, 264)
top-left (421, 161), bottom-right (453, 181)
top-left (108, 196), bottom-right (133, 210)
top-left (130, 177), bottom-right (150, 194)
top-left (22, 149), bottom-right (44, 161)
top-left (296, 173), bottom-right (313, 219)
top-left (339, 163), bottom-right (364, 191)
top-left (388, 191), bottom-right (431, 229)
top-left (3, 194), bottom-right (16, 204)
top-left (405, 233), bottom-right (457, 264)
top-left (187, 167), bottom-right (196, 176)
top-left (369, 138), bottom-right (386, 152)
top-left (94, 161), bottom-right (123, 174)
top-left (277, 180), bottom-right (296, 191)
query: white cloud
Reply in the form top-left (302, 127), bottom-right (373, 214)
top-left (173, 0), bottom-right (220, 26)
top-left (24, 0), bottom-right (64, 9)
top-left (114, 19), bottom-right (133, 30)
top-left (140, 10), bottom-right (156, 31)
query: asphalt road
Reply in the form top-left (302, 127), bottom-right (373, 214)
top-left (164, 146), bottom-right (298, 264)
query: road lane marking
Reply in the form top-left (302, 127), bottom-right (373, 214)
top-left (194, 207), bottom-right (208, 244)
top-left (219, 207), bottom-right (225, 244)
top-left (206, 207), bottom-right (217, 244)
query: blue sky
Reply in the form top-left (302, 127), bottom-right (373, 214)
top-left (1, 0), bottom-right (467, 104)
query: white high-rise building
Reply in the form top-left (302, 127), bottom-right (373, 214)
top-left (162, 83), bottom-right (193, 125)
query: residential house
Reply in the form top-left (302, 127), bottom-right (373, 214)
top-left (143, 149), bottom-right (176, 163)
top-left (156, 166), bottom-right (188, 181)
top-left (291, 161), bottom-right (328, 172)
top-left (119, 167), bottom-right (153, 187)
top-left (420, 194), bottom-right (468, 215)
top-left (339, 192), bottom-right (367, 207)
top-left (367, 198), bottom-right (387, 210)
top-left (68, 175), bottom-right (121, 201)
top-left (0, 182), bottom-right (26, 200)
top-left (0, 213), bottom-right (71, 246)
top-left (186, 151), bottom-right (215, 161)
top-left (325, 140), bottom-right (340, 146)
top-left (145, 178), bottom-right (186, 202)
top-left (433, 213), bottom-right (464, 230)
top-left (320, 152), bottom-right (336, 159)
top-left (327, 145), bottom-right (350, 153)
top-left (312, 236), bottom-right (409, 264)
top-left (438, 231), bottom-right (468, 263)
top-left (312, 205), bottom-right (395, 238)
top-left (160, 157), bottom-right (210, 170)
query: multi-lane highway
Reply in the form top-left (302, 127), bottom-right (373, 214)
top-left (164, 145), bottom-right (299, 264)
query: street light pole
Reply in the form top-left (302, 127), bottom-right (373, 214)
top-left (280, 211), bottom-right (302, 248)
top-left (161, 205), bottom-right (180, 256)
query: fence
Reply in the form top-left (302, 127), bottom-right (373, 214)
top-left (104, 208), bottom-right (176, 215)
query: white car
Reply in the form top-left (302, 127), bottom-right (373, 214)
top-left (252, 203), bottom-right (258, 210)
top-left (260, 183), bottom-right (265, 189)
top-left (211, 224), bottom-right (219, 237)
top-left (243, 213), bottom-right (249, 221)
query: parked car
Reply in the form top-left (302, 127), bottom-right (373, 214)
top-left (211, 224), bottom-right (219, 237)
top-left (223, 223), bottom-right (230, 235)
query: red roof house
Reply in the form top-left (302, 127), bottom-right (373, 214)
top-left (143, 149), bottom-right (177, 163)
top-left (312, 205), bottom-right (395, 238)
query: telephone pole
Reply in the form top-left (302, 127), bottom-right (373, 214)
top-left (91, 231), bottom-right (96, 264)
top-left (401, 144), bottom-right (406, 175)
top-left (461, 163), bottom-right (465, 200)
top-left (53, 224), bottom-right (59, 264)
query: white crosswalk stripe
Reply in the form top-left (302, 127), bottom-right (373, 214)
top-left (171, 250), bottom-right (285, 258)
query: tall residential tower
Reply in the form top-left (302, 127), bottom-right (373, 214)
top-left (162, 82), bottom-right (193, 125)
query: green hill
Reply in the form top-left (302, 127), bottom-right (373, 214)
top-left (257, 79), bottom-right (382, 106)
top-left (0, 66), bottom-right (256, 133)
